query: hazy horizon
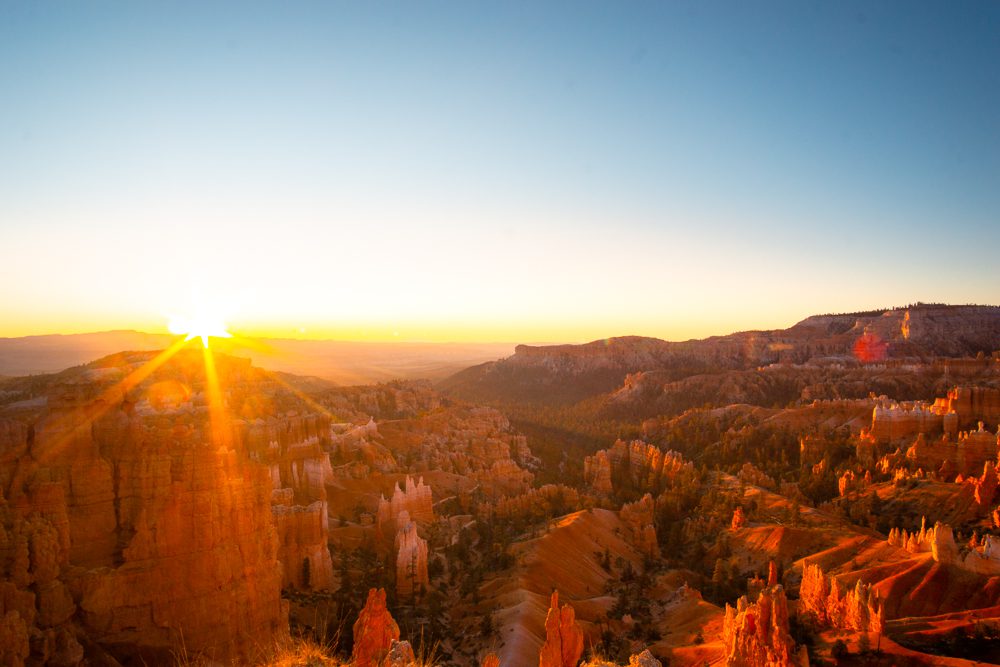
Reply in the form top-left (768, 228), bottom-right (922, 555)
top-left (3, 2), bottom-right (999, 342)
top-left (3, 302), bottom-right (999, 347)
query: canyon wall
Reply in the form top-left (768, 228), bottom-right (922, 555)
top-left (0, 357), bottom-right (289, 664)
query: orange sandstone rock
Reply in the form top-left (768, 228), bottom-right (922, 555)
top-left (583, 450), bottom-right (613, 493)
top-left (376, 476), bottom-right (434, 551)
top-left (395, 517), bottom-right (429, 599)
top-left (731, 507), bottom-right (747, 530)
top-left (272, 499), bottom-right (334, 590)
top-left (799, 563), bottom-right (884, 633)
top-left (382, 640), bottom-right (416, 667)
top-left (722, 586), bottom-right (799, 667)
top-left (975, 460), bottom-right (998, 508)
top-left (352, 588), bottom-right (400, 667)
top-left (628, 651), bottom-right (663, 667)
top-left (620, 494), bottom-right (659, 557)
top-left (489, 485), bottom-right (580, 523)
top-left (584, 440), bottom-right (693, 495)
top-left (538, 590), bottom-right (584, 667)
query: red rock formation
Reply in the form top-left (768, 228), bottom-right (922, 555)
top-left (737, 463), bottom-right (776, 490)
top-left (722, 585), bottom-right (799, 667)
top-left (620, 494), bottom-right (659, 557)
top-left (374, 406), bottom-right (536, 498)
top-left (538, 590), bottom-right (584, 667)
top-left (799, 563), bottom-right (885, 632)
top-left (940, 386), bottom-right (1000, 429)
top-left (837, 469), bottom-right (872, 497)
top-left (958, 423), bottom-right (998, 476)
top-left (475, 458), bottom-right (534, 498)
top-left (583, 450), bottom-right (613, 493)
top-left (897, 420), bottom-right (998, 478)
top-left (584, 440), bottom-right (693, 495)
top-left (871, 398), bottom-right (948, 443)
top-left (799, 435), bottom-right (826, 465)
top-left (489, 485), bottom-right (580, 523)
top-left (855, 431), bottom-right (876, 464)
top-left (395, 515), bottom-right (429, 599)
top-left (768, 560), bottom-right (779, 588)
top-left (376, 476), bottom-right (434, 551)
top-left (0, 357), bottom-right (291, 664)
top-left (975, 461), bottom-right (998, 507)
top-left (352, 588), bottom-right (400, 667)
top-left (581, 651), bottom-right (663, 667)
top-left (271, 499), bottom-right (334, 590)
top-left (382, 640), bottom-right (416, 666)
top-left (731, 507), bottom-right (747, 530)
top-left (628, 651), bottom-right (663, 667)
top-left (887, 518), bottom-right (958, 563)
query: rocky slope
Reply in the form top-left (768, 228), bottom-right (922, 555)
top-left (441, 304), bottom-right (1000, 405)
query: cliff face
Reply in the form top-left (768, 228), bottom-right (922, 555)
top-left (871, 386), bottom-right (1000, 446)
top-left (271, 499), bottom-right (333, 591)
top-left (0, 349), bottom-right (359, 663)
top-left (394, 517), bottom-right (429, 599)
top-left (721, 586), bottom-right (800, 667)
top-left (376, 476), bottom-right (434, 551)
top-left (871, 398), bottom-right (953, 443)
top-left (265, 419), bottom-right (335, 593)
top-left (442, 305), bottom-right (1000, 406)
top-left (793, 305), bottom-right (1000, 358)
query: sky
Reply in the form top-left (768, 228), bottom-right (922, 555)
top-left (1, 1), bottom-right (998, 343)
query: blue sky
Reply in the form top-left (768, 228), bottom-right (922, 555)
top-left (1, 2), bottom-right (998, 341)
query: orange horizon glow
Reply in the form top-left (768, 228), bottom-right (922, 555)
top-left (0, 312), bottom-right (833, 346)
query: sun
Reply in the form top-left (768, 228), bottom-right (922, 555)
top-left (168, 312), bottom-right (232, 348)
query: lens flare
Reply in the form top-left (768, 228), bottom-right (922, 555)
top-left (168, 313), bottom-right (232, 348)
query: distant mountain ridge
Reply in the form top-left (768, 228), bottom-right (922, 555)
top-left (440, 304), bottom-right (1000, 404)
top-left (0, 330), bottom-right (514, 384)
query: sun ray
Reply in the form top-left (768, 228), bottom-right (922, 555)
top-left (264, 370), bottom-right (340, 423)
top-left (168, 311), bottom-right (231, 348)
top-left (34, 336), bottom-right (193, 464)
top-left (213, 333), bottom-right (277, 356)
top-left (200, 344), bottom-right (232, 449)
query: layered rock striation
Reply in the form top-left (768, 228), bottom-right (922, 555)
top-left (0, 351), bottom-right (292, 663)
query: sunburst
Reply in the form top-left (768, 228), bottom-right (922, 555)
top-left (168, 312), bottom-right (232, 348)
